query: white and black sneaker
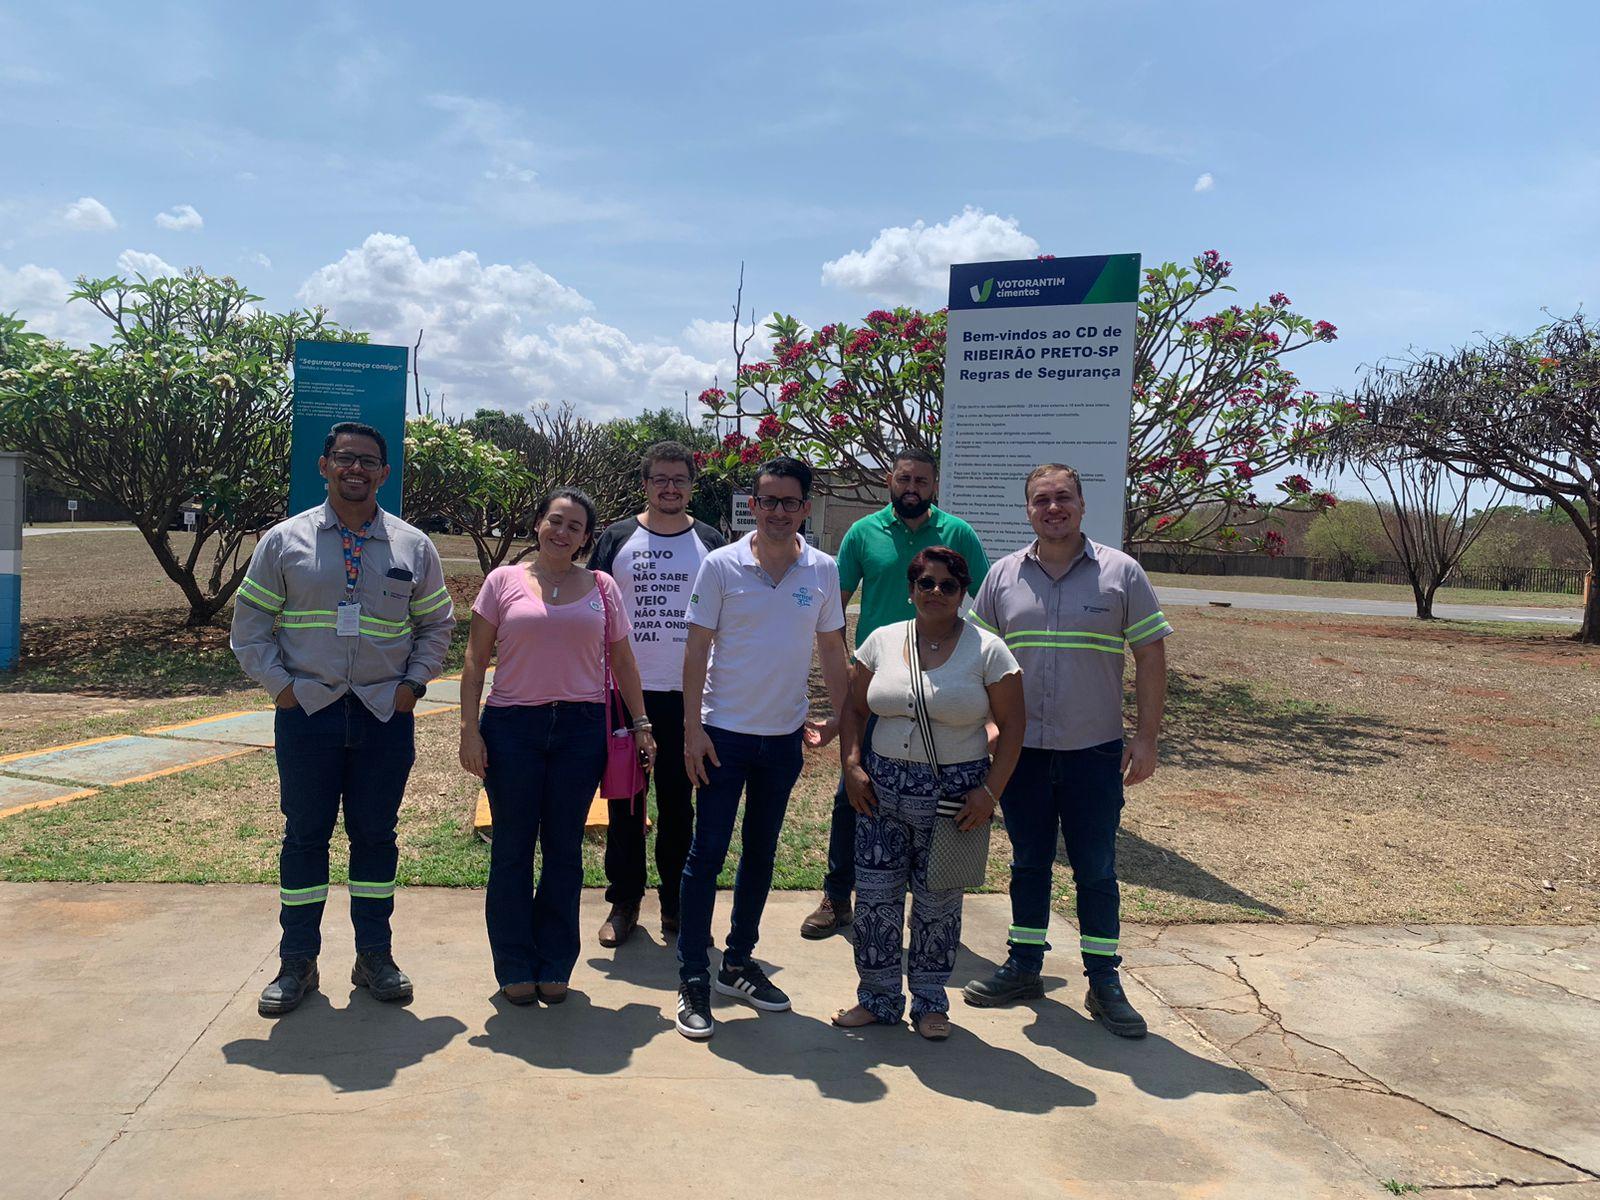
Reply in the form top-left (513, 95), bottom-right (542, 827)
top-left (715, 959), bottom-right (791, 1012)
top-left (676, 978), bottom-right (714, 1040)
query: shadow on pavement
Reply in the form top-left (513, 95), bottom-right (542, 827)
top-left (220, 990), bottom-right (467, 1093)
top-left (470, 991), bottom-right (673, 1073)
top-left (1114, 831), bottom-right (1285, 916)
top-left (1022, 995), bottom-right (1264, 1100)
top-left (706, 1006), bottom-right (1097, 1110)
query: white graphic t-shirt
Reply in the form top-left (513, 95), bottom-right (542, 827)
top-left (588, 516), bottom-right (726, 692)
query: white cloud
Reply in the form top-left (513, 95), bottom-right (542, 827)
top-left (60, 196), bottom-right (118, 231)
top-left (117, 249), bottom-right (179, 278)
top-left (298, 233), bottom-right (719, 420)
top-left (247, 252), bottom-right (273, 271)
top-left (1194, 172), bottom-right (1216, 193)
top-left (678, 315), bottom-right (782, 367)
top-left (820, 206), bottom-right (1039, 303)
top-left (0, 263), bottom-right (104, 344)
top-left (154, 203), bottom-right (204, 231)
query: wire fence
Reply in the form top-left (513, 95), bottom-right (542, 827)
top-left (1132, 549), bottom-right (1589, 596)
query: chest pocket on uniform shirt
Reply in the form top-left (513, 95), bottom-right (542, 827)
top-left (372, 566), bottom-right (415, 622)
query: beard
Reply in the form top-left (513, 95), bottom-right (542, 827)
top-left (891, 492), bottom-right (932, 520)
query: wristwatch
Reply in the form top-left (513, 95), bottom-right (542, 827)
top-left (401, 679), bottom-right (427, 701)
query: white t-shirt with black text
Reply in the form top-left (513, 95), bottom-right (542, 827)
top-left (589, 516), bottom-right (725, 692)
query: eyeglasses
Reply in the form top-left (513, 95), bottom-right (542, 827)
top-left (753, 496), bottom-right (804, 512)
top-left (1029, 493), bottom-right (1078, 510)
top-left (329, 452), bottom-right (383, 470)
top-left (914, 576), bottom-right (962, 596)
top-left (647, 475), bottom-right (692, 489)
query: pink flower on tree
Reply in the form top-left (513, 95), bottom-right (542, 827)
top-left (1262, 529), bottom-right (1287, 557)
top-left (1283, 474), bottom-right (1313, 495)
top-left (739, 443), bottom-right (763, 465)
top-left (722, 431), bottom-right (747, 450)
top-left (1255, 331), bottom-right (1281, 348)
top-left (1313, 321), bottom-right (1338, 342)
top-left (1234, 462), bottom-right (1256, 481)
top-left (1269, 292), bottom-right (1290, 307)
top-left (698, 387), bottom-right (726, 405)
top-left (846, 329), bottom-right (880, 356)
top-left (778, 381), bottom-right (803, 405)
top-left (757, 414), bottom-right (783, 439)
top-left (1199, 249), bottom-right (1234, 276)
top-left (865, 310), bottom-right (895, 327)
top-left (828, 412), bottom-right (849, 430)
top-left (777, 341), bottom-right (811, 367)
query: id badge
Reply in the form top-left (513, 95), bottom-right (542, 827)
top-left (336, 601), bottom-right (361, 637)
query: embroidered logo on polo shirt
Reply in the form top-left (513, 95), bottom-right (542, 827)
top-left (590, 599), bottom-right (604, 611)
top-left (792, 586), bottom-right (814, 608)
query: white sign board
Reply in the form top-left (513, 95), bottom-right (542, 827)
top-left (940, 254), bottom-right (1140, 559)
top-left (66, 499), bottom-right (78, 512)
top-left (183, 510), bottom-right (197, 528)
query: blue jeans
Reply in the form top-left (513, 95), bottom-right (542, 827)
top-left (274, 694), bottom-right (415, 959)
top-left (1000, 741), bottom-right (1126, 981)
top-left (677, 725), bottom-right (804, 982)
top-left (480, 701), bottom-right (607, 987)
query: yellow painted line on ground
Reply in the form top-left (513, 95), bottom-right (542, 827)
top-left (0, 735), bottom-right (126, 766)
top-left (104, 745), bottom-right (261, 787)
top-left (143, 710), bottom-right (261, 735)
top-left (0, 788), bottom-right (100, 820)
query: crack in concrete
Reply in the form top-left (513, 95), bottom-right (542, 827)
top-left (1128, 947), bottom-right (1600, 1190)
top-left (58, 941), bottom-right (280, 1200)
top-left (1476, 954), bottom-right (1600, 1007)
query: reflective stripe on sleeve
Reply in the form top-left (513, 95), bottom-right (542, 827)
top-left (1124, 611), bottom-right (1172, 641)
top-left (409, 585), bottom-right (451, 616)
top-left (238, 577), bottom-right (285, 613)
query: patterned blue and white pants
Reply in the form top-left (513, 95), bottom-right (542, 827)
top-left (852, 750), bottom-right (989, 1022)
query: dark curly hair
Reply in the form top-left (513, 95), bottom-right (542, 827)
top-left (906, 545), bottom-right (971, 593)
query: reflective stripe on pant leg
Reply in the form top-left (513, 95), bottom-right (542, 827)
top-left (280, 883), bottom-right (330, 906)
top-left (1008, 925), bottom-right (1050, 947)
top-left (347, 879), bottom-right (397, 900)
top-left (1081, 934), bottom-right (1119, 956)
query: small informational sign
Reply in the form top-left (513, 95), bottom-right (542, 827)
top-left (940, 254), bottom-right (1140, 558)
top-left (183, 510), bottom-right (197, 529)
top-left (288, 341), bottom-right (409, 517)
top-left (66, 499), bottom-right (78, 512)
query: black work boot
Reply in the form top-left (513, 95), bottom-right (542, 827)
top-left (352, 950), bottom-right (414, 1003)
top-left (258, 957), bottom-right (319, 1017)
top-left (961, 961), bottom-right (1044, 1007)
top-left (1085, 973), bottom-right (1147, 1038)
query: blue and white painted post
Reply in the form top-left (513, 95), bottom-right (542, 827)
top-left (0, 452), bottom-right (22, 671)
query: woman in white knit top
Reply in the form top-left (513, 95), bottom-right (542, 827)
top-left (834, 546), bottom-right (1024, 1039)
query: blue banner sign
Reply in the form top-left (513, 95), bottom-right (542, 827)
top-left (288, 341), bottom-right (409, 518)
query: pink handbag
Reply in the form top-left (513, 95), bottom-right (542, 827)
top-left (597, 576), bottom-right (647, 803)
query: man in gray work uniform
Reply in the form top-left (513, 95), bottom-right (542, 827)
top-left (231, 421), bottom-right (454, 1017)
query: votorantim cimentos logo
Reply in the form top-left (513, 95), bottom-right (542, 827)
top-left (969, 278), bottom-right (995, 304)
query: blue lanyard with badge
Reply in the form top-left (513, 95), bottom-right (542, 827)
top-left (336, 519), bottom-right (372, 636)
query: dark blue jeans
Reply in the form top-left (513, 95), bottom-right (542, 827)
top-left (677, 725), bottom-right (804, 982)
top-left (821, 715), bottom-right (876, 903)
top-left (274, 694), bottom-right (415, 959)
top-left (480, 701), bottom-right (608, 987)
top-left (1000, 741), bottom-right (1126, 981)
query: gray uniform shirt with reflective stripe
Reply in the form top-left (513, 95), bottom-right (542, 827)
top-left (229, 502), bottom-right (455, 721)
top-left (970, 538), bottom-right (1172, 751)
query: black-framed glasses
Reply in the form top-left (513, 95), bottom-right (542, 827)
top-left (647, 474), bottom-right (692, 489)
top-left (914, 576), bottom-right (962, 596)
top-left (329, 452), bottom-right (383, 470)
top-left (753, 495), bottom-right (804, 512)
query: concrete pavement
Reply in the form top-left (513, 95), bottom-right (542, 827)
top-left (3, 885), bottom-right (1595, 1199)
top-left (1160, 584), bottom-right (1581, 624)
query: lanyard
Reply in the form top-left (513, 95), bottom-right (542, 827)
top-left (338, 519), bottom-right (373, 596)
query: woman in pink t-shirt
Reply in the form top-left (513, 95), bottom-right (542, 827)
top-left (459, 487), bottom-right (656, 1005)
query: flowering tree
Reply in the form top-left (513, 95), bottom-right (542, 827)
top-left (698, 251), bottom-right (1346, 548)
top-left (1342, 312), bottom-right (1600, 643)
top-left (0, 272), bottom-right (360, 625)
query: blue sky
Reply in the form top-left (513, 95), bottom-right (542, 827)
top-left (3, 1), bottom-right (1597, 476)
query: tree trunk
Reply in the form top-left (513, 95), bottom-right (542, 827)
top-left (1577, 548), bottom-right (1600, 646)
top-left (1417, 581), bottom-right (1440, 621)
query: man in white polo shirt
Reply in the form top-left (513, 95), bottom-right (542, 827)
top-left (673, 456), bottom-right (851, 1040)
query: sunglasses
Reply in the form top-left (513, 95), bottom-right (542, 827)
top-left (913, 576), bottom-right (962, 596)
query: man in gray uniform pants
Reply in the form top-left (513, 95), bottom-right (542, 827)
top-left (232, 421), bottom-right (454, 1016)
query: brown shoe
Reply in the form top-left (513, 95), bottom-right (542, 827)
top-left (598, 902), bottom-right (639, 948)
top-left (800, 895), bottom-right (852, 940)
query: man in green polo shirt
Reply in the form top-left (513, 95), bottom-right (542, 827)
top-left (800, 446), bottom-right (990, 938)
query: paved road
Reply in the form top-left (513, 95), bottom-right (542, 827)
top-left (3, 884), bottom-right (1594, 1198)
top-left (21, 524), bottom-right (143, 537)
top-left (1161, 584), bottom-right (1581, 624)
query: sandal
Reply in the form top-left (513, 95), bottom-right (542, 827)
top-left (831, 1004), bottom-right (880, 1028)
top-left (914, 1011), bottom-right (951, 1041)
